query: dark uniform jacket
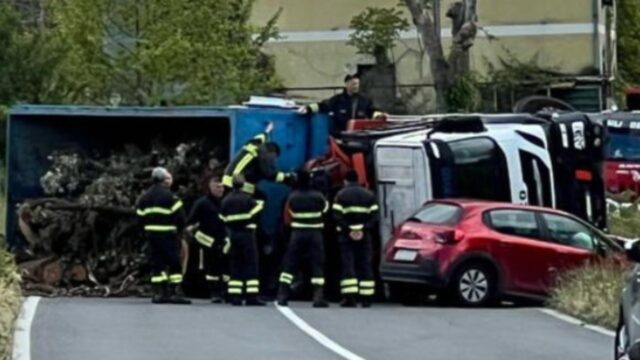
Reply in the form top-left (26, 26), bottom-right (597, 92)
top-left (287, 189), bottom-right (329, 229)
top-left (187, 195), bottom-right (226, 248)
top-left (314, 90), bottom-right (375, 135)
top-left (222, 132), bottom-right (287, 195)
top-left (136, 185), bottom-right (186, 235)
top-left (332, 183), bottom-right (379, 233)
top-left (219, 190), bottom-right (264, 232)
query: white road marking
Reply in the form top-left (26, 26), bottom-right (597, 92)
top-left (539, 308), bottom-right (615, 338)
top-left (12, 296), bottom-right (42, 360)
top-left (274, 303), bottom-right (366, 360)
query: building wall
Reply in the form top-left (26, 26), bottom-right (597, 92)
top-left (253, 0), bottom-right (603, 107)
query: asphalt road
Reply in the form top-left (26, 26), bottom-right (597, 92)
top-left (29, 298), bottom-right (612, 360)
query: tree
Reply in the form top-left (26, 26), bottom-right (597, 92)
top-left (348, 7), bottom-right (410, 64)
top-left (49, 0), bottom-right (282, 106)
top-left (402, 0), bottom-right (478, 111)
top-left (617, 0), bottom-right (640, 88)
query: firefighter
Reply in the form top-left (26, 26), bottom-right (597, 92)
top-left (333, 170), bottom-right (379, 307)
top-left (277, 170), bottom-right (330, 308)
top-left (298, 74), bottom-right (383, 136)
top-left (222, 122), bottom-right (295, 197)
top-left (186, 175), bottom-right (230, 303)
top-left (219, 175), bottom-right (265, 306)
top-left (136, 167), bottom-right (191, 305)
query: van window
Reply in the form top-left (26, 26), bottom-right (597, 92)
top-left (448, 138), bottom-right (511, 202)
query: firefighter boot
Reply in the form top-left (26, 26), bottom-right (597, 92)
top-left (229, 295), bottom-right (243, 306)
top-left (312, 286), bottom-right (329, 308)
top-left (340, 295), bottom-right (357, 308)
top-left (209, 281), bottom-right (225, 304)
top-left (151, 283), bottom-right (169, 304)
top-left (360, 297), bottom-right (372, 308)
top-left (245, 294), bottom-right (267, 306)
top-left (276, 284), bottom-right (291, 306)
top-left (167, 284), bottom-right (192, 305)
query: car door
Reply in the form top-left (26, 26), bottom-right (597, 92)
top-left (486, 209), bottom-right (560, 295)
top-left (539, 212), bottom-right (596, 274)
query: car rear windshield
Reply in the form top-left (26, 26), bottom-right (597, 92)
top-left (408, 203), bottom-right (462, 225)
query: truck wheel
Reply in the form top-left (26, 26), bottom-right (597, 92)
top-left (451, 263), bottom-right (497, 307)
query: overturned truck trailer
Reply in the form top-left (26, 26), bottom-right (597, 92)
top-left (5, 105), bottom-right (329, 296)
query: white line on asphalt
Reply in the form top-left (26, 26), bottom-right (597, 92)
top-left (12, 296), bottom-right (41, 360)
top-left (539, 308), bottom-right (615, 338)
top-left (274, 303), bottom-right (366, 360)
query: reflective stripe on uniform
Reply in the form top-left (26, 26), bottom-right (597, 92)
top-left (219, 202), bottom-right (263, 223)
top-left (168, 274), bottom-right (183, 284)
top-left (246, 279), bottom-right (260, 294)
top-left (359, 288), bottom-right (375, 296)
top-left (246, 279), bottom-right (260, 287)
top-left (291, 222), bottom-right (323, 229)
top-left (323, 201), bottom-right (329, 213)
top-left (289, 211), bottom-right (323, 219)
top-left (309, 103), bottom-right (320, 113)
top-left (222, 175), bottom-right (234, 187)
top-left (279, 272), bottom-right (294, 284)
top-left (341, 278), bottom-right (358, 287)
top-left (206, 275), bottom-right (220, 282)
top-left (228, 288), bottom-right (242, 294)
top-left (137, 200), bottom-right (183, 216)
top-left (151, 272), bottom-right (168, 283)
top-left (246, 224), bottom-right (257, 229)
top-left (246, 287), bottom-right (259, 294)
top-left (195, 231), bottom-right (215, 247)
top-left (276, 172), bottom-right (286, 182)
top-left (242, 182), bottom-right (256, 194)
top-left (253, 133), bottom-right (267, 143)
top-left (311, 277), bottom-right (325, 286)
top-left (228, 280), bottom-right (243, 287)
top-left (223, 238), bottom-right (231, 254)
top-left (233, 154), bottom-right (255, 176)
top-left (144, 225), bottom-right (178, 232)
top-left (341, 287), bottom-right (359, 294)
top-left (359, 280), bottom-right (375, 288)
top-left (349, 224), bottom-right (364, 231)
top-left (332, 204), bottom-right (378, 214)
top-left (222, 274), bottom-right (231, 282)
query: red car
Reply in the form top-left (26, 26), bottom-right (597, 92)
top-left (380, 200), bottom-right (623, 306)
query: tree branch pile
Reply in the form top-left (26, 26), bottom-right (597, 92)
top-left (16, 140), bottom-right (226, 297)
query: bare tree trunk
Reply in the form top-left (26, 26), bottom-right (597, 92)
top-left (404, 0), bottom-right (478, 111)
top-left (404, 0), bottom-right (451, 111)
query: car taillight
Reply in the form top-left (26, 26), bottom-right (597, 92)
top-left (434, 230), bottom-right (465, 244)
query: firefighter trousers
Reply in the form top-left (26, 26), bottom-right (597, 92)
top-left (228, 230), bottom-right (260, 296)
top-left (148, 234), bottom-right (183, 285)
top-left (194, 242), bottom-right (229, 286)
top-left (338, 233), bottom-right (375, 297)
top-left (279, 230), bottom-right (325, 287)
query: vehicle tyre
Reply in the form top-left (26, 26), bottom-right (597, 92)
top-left (450, 263), bottom-right (497, 307)
top-left (616, 311), bottom-right (631, 360)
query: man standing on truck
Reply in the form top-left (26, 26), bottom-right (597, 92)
top-left (137, 167), bottom-right (191, 305)
top-left (186, 175), bottom-right (230, 303)
top-left (333, 170), bottom-right (379, 307)
top-left (276, 170), bottom-right (330, 308)
top-left (219, 175), bottom-right (266, 306)
top-left (298, 74), bottom-right (383, 136)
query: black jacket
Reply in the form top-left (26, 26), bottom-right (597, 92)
top-left (287, 188), bottom-right (329, 229)
top-left (314, 90), bottom-right (375, 135)
top-left (187, 195), bottom-right (226, 248)
top-left (332, 183), bottom-right (379, 233)
top-left (219, 189), bottom-right (263, 232)
top-left (222, 132), bottom-right (287, 194)
top-left (136, 184), bottom-right (186, 235)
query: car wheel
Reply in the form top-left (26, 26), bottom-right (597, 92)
top-left (451, 263), bottom-right (497, 307)
top-left (616, 312), bottom-right (631, 360)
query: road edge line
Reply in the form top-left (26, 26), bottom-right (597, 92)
top-left (11, 296), bottom-right (42, 360)
top-left (274, 303), bottom-right (366, 360)
top-left (538, 308), bottom-right (615, 338)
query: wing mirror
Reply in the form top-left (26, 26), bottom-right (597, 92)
top-left (624, 240), bottom-right (640, 263)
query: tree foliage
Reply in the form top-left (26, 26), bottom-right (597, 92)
top-left (0, 0), bottom-right (282, 107)
top-left (348, 7), bottom-right (410, 62)
top-left (617, 0), bottom-right (640, 87)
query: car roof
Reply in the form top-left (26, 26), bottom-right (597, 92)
top-left (430, 199), bottom-right (572, 216)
